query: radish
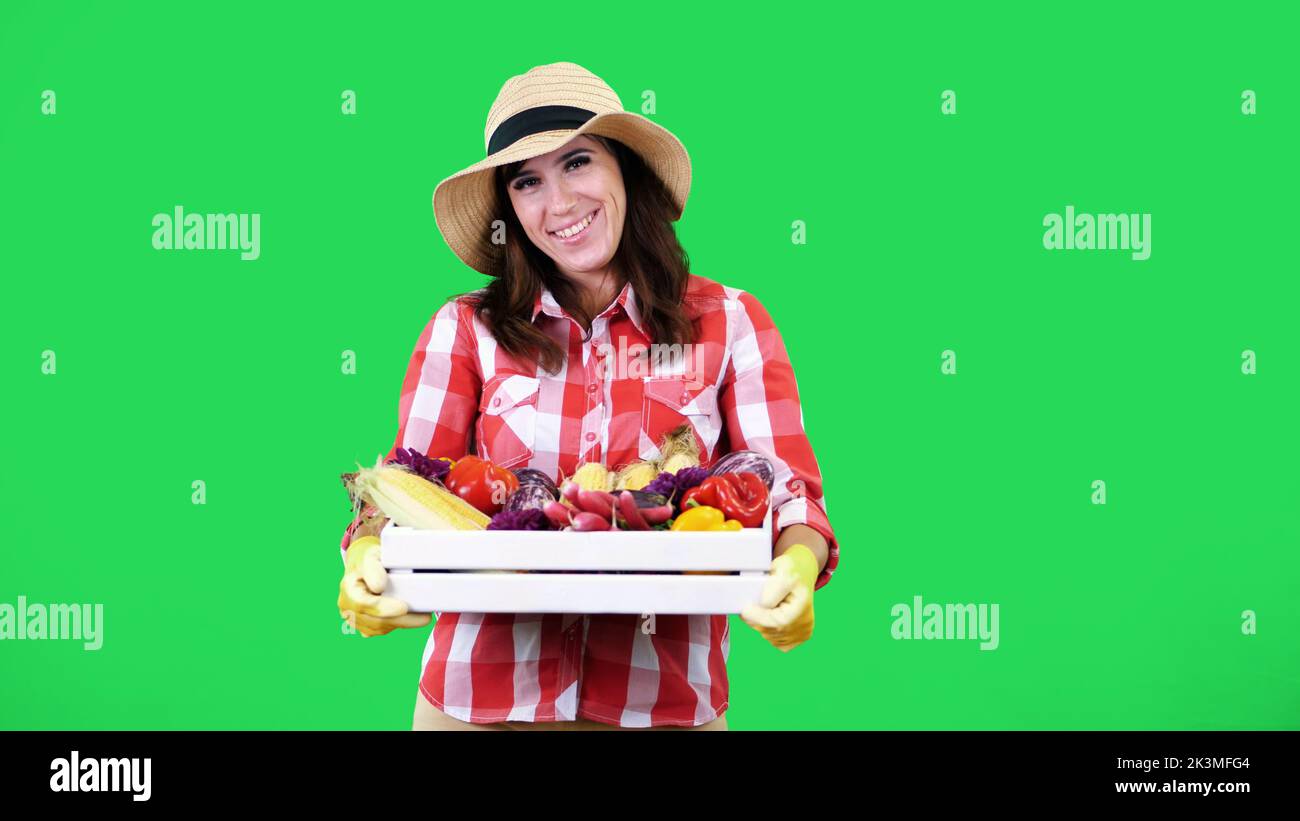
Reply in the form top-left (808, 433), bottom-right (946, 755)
top-left (542, 501), bottom-right (574, 529)
top-left (640, 505), bottom-right (673, 525)
top-left (577, 489), bottom-right (616, 518)
top-left (618, 492), bottom-right (650, 530)
top-left (561, 481), bottom-right (582, 505)
top-left (571, 511), bottom-right (611, 531)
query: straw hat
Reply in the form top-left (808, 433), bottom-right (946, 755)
top-left (432, 61), bottom-right (692, 277)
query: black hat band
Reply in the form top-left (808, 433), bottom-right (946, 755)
top-left (488, 105), bottom-right (598, 156)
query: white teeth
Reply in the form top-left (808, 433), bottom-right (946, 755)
top-left (552, 209), bottom-right (596, 238)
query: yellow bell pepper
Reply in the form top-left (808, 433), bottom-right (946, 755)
top-left (671, 505), bottom-right (744, 531)
top-left (674, 505), bottom-right (742, 575)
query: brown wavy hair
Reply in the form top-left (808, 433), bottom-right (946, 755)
top-left (457, 135), bottom-right (695, 375)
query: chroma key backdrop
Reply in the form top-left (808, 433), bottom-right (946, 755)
top-left (1, 2), bottom-right (1297, 730)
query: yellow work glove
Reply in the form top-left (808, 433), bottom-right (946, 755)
top-left (338, 535), bottom-right (431, 637)
top-left (739, 544), bottom-right (819, 652)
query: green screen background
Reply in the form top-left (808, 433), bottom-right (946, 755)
top-left (2, 2), bottom-right (1296, 730)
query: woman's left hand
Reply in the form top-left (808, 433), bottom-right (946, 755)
top-left (739, 544), bottom-right (819, 651)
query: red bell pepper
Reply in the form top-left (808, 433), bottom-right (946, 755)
top-left (444, 456), bottom-right (519, 515)
top-left (680, 472), bottom-right (769, 528)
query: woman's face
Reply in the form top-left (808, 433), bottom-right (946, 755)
top-left (504, 135), bottom-right (625, 281)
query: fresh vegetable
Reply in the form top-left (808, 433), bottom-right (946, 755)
top-left (639, 505), bottom-right (674, 525)
top-left (620, 490), bottom-right (672, 527)
top-left (708, 450), bottom-right (775, 491)
top-left (542, 500), bottom-right (575, 528)
top-left (670, 505), bottom-right (744, 532)
top-left (577, 489), bottom-right (616, 519)
top-left (571, 462), bottom-right (612, 492)
top-left (612, 460), bottom-right (659, 491)
top-left (681, 472), bottom-right (769, 528)
top-left (389, 447), bottom-right (453, 483)
top-left (512, 468), bottom-right (558, 497)
top-left (487, 508), bottom-right (550, 531)
top-left (503, 480), bottom-right (557, 514)
top-left (626, 490), bottom-right (669, 509)
top-left (571, 511), bottom-right (613, 531)
top-left (617, 491), bottom-right (650, 530)
top-left (558, 480), bottom-right (579, 504)
top-left (643, 467), bottom-right (709, 510)
top-left (346, 457), bottom-right (490, 530)
top-left (657, 424), bottom-right (701, 474)
top-left (444, 456), bottom-right (520, 516)
top-left (559, 481), bottom-right (628, 522)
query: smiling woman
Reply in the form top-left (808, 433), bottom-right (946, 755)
top-left (339, 61), bottom-right (839, 731)
top-left (478, 131), bottom-right (696, 374)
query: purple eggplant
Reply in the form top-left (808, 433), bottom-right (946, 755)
top-left (708, 450), bottom-right (775, 490)
top-left (627, 490), bottom-right (669, 509)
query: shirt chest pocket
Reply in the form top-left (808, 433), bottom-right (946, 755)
top-left (640, 376), bottom-right (721, 463)
top-left (476, 373), bottom-right (541, 469)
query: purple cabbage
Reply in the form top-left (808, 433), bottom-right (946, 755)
top-left (487, 508), bottom-right (551, 531)
top-left (504, 482), bottom-right (557, 514)
top-left (708, 450), bottom-right (775, 490)
top-left (389, 447), bottom-right (452, 483)
top-left (643, 467), bottom-right (709, 510)
top-left (512, 467), bottom-right (559, 497)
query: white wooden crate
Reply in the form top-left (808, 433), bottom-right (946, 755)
top-left (380, 506), bottom-right (773, 614)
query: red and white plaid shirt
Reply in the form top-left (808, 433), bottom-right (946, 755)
top-left (342, 273), bottom-right (838, 727)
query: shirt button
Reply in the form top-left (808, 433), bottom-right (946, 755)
top-left (585, 432), bottom-right (596, 442)
top-left (587, 383), bottom-right (598, 395)
top-left (493, 397), bottom-right (501, 407)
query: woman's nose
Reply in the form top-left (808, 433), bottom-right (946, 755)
top-left (547, 178), bottom-right (579, 213)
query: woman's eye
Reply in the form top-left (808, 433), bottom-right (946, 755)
top-left (512, 156), bottom-right (589, 191)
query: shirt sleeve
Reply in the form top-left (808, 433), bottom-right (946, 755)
top-left (717, 290), bottom-right (838, 591)
top-left (340, 298), bottom-right (482, 561)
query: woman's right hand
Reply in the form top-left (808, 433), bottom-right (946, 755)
top-left (338, 535), bottom-right (432, 637)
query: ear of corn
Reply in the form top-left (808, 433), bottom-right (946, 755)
top-left (572, 461), bottom-right (612, 492)
top-left (350, 457), bottom-right (489, 530)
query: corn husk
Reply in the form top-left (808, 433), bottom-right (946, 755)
top-left (658, 424), bottom-right (700, 474)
